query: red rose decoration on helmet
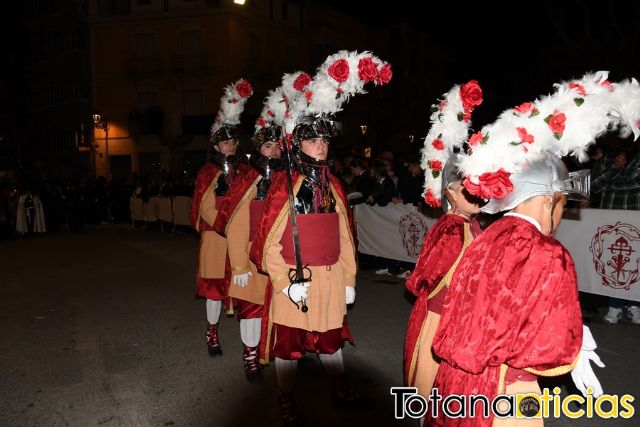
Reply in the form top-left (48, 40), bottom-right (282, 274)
top-left (358, 57), bottom-right (379, 83)
top-left (545, 110), bottom-right (566, 139)
top-left (293, 73), bottom-right (312, 92)
top-left (460, 80), bottom-right (483, 113)
top-left (431, 138), bottom-right (444, 151)
top-left (424, 189), bottom-right (441, 207)
top-left (464, 168), bottom-right (513, 200)
top-left (468, 131), bottom-right (484, 146)
top-left (376, 63), bottom-right (393, 85)
top-left (235, 80), bottom-right (253, 98)
top-left (517, 127), bottom-right (534, 144)
top-left (428, 160), bottom-right (443, 171)
top-left (569, 82), bottom-right (586, 96)
top-left (327, 59), bottom-right (350, 83)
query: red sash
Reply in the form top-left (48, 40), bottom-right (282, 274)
top-left (280, 213), bottom-right (340, 266)
top-left (249, 200), bottom-right (265, 242)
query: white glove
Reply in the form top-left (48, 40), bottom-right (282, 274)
top-left (345, 287), bottom-right (356, 305)
top-left (232, 272), bottom-right (252, 288)
top-left (571, 325), bottom-right (605, 398)
top-left (282, 282), bottom-right (310, 303)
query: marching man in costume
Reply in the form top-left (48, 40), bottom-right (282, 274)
top-left (249, 52), bottom-right (392, 425)
top-left (212, 89), bottom-right (284, 380)
top-left (427, 72), bottom-right (640, 426)
top-left (403, 81), bottom-right (485, 414)
top-left (191, 78), bottom-right (253, 357)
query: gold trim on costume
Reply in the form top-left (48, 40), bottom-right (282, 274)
top-left (195, 171), bottom-right (222, 231)
top-left (426, 222), bottom-right (473, 300)
top-left (225, 175), bottom-right (262, 236)
top-left (407, 317), bottom-right (428, 386)
top-left (523, 356), bottom-right (578, 377)
top-left (232, 264), bottom-right (251, 272)
top-left (261, 176), bottom-right (304, 273)
top-left (498, 364), bottom-right (509, 395)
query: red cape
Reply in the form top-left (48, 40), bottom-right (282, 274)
top-left (248, 169), bottom-right (355, 274)
top-left (213, 165), bottom-right (260, 236)
top-left (427, 216), bottom-right (582, 427)
top-left (191, 162), bottom-right (220, 231)
top-left (403, 214), bottom-right (467, 386)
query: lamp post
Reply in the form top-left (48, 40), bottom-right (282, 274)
top-left (93, 111), bottom-right (109, 177)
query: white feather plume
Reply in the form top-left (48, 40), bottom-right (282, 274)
top-left (210, 78), bottom-right (253, 136)
top-left (294, 50), bottom-right (391, 126)
top-left (255, 87), bottom-right (287, 131)
top-left (420, 82), bottom-right (480, 206)
top-left (459, 71), bottom-right (640, 194)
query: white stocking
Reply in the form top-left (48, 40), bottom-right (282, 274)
top-left (240, 317), bottom-right (262, 347)
top-left (275, 357), bottom-right (298, 393)
top-left (205, 299), bottom-right (222, 324)
top-left (319, 349), bottom-right (345, 377)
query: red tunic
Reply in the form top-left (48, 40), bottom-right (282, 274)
top-left (427, 216), bottom-right (583, 427)
top-left (403, 214), bottom-right (469, 386)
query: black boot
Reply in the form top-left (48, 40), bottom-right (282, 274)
top-left (331, 375), bottom-right (363, 408)
top-left (206, 323), bottom-right (222, 356)
top-left (278, 390), bottom-right (302, 426)
top-left (243, 345), bottom-right (262, 381)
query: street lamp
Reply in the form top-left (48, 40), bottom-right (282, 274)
top-left (93, 111), bottom-right (109, 177)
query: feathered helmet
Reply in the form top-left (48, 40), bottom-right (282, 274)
top-left (289, 50), bottom-right (393, 163)
top-left (457, 71), bottom-right (640, 214)
top-left (253, 87), bottom-right (287, 149)
top-left (421, 80), bottom-right (483, 211)
top-left (210, 78), bottom-right (253, 144)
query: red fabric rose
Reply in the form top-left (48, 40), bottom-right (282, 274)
top-left (293, 73), bottom-right (311, 92)
top-left (431, 139), bottom-right (444, 151)
top-left (267, 110), bottom-right (275, 117)
top-left (257, 117), bottom-right (266, 127)
top-left (600, 80), bottom-right (614, 91)
top-left (569, 82), bottom-right (586, 96)
top-left (429, 160), bottom-right (443, 171)
top-left (547, 111), bottom-right (566, 136)
top-left (375, 63), bottom-right (393, 85)
top-left (305, 91), bottom-right (313, 103)
top-left (424, 188), bottom-right (442, 207)
top-left (468, 131), bottom-right (484, 146)
top-left (463, 111), bottom-right (471, 122)
top-left (463, 168), bottom-right (513, 200)
top-left (517, 127), bottom-right (534, 144)
top-left (327, 59), bottom-right (350, 83)
top-left (236, 80), bottom-right (253, 98)
top-left (460, 80), bottom-right (483, 112)
top-left (358, 57), bottom-right (379, 83)
top-left (514, 102), bottom-right (534, 114)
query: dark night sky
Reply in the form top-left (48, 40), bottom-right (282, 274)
top-left (321, 0), bottom-right (640, 123)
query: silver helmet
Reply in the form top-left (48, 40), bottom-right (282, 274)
top-left (481, 153), bottom-right (590, 214)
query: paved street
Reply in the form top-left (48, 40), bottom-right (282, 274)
top-left (1, 226), bottom-right (638, 426)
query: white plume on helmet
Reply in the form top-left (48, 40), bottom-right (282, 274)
top-left (210, 78), bottom-right (253, 137)
top-left (420, 80), bottom-right (483, 207)
top-left (458, 71), bottom-right (640, 205)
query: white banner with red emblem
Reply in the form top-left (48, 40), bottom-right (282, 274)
top-left (555, 208), bottom-right (640, 303)
top-left (354, 203), bottom-right (439, 263)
